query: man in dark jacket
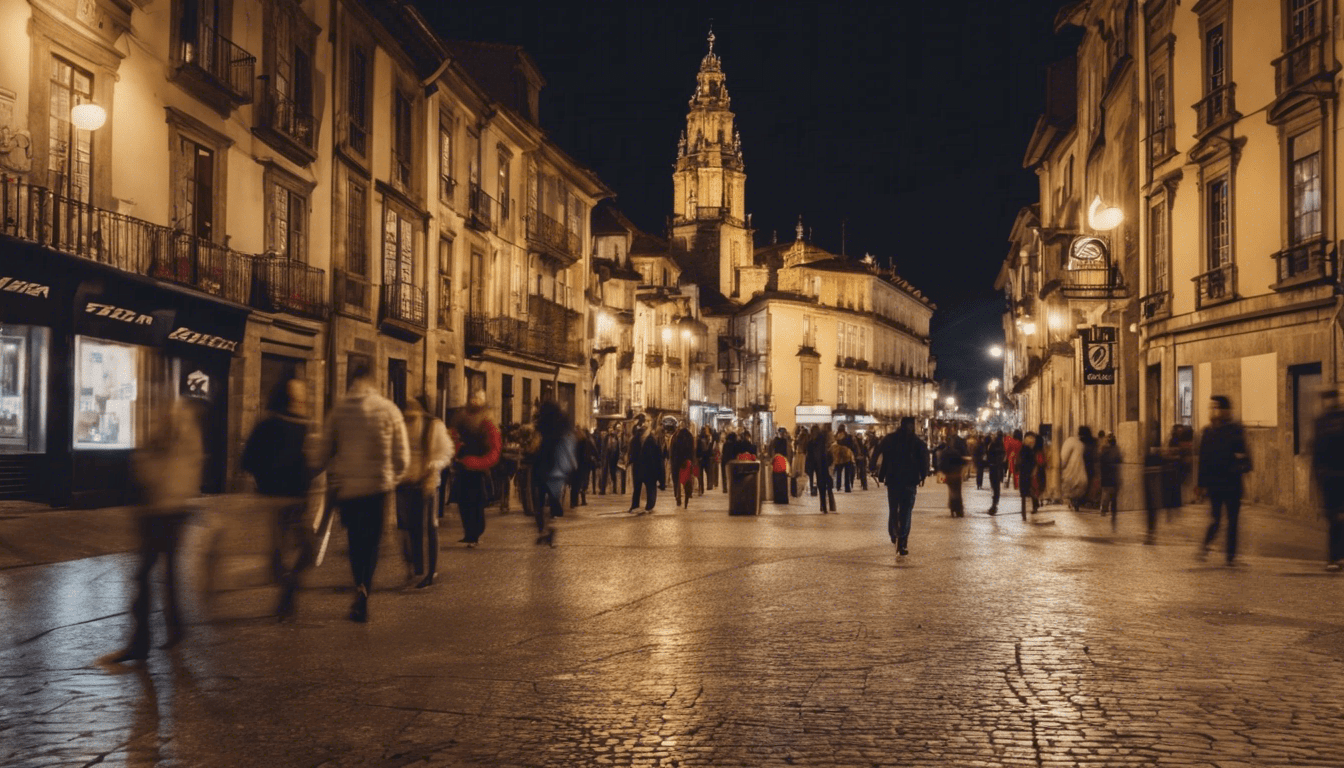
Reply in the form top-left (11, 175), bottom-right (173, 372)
top-left (986, 431), bottom-right (1006, 516)
top-left (670, 422), bottom-right (696, 507)
top-left (1313, 389), bottom-right (1344, 571)
top-left (631, 427), bottom-right (665, 513)
top-left (1197, 395), bottom-right (1251, 565)
top-left (627, 422), bottom-right (648, 512)
top-left (875, 417), bottom-right (929, 555)
top-left (720, 430), bottom-right (738, 493)
top-left (809, 425), bottom-right (836, 513)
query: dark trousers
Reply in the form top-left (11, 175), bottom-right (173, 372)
top-left (947, 469), bottom-right (964, 515)
top-left (340, 493), bottom-right (387, 591)
top-left (1203, 487), bottom-right (1242, 562)
top-left (631, 476), bottom-right (657, 511)
top-left (989, 465), bottom-right (1003, 508)
top-left (569, 469), bottom-right (587, 508)
top-left (721, 462), bottom-right (731, 493)
top-left (533, 482), bottom-right (563, 533)
top-left (127, 512), bottom-right (189, 653)
top-left (1323, 478), bottom-right (1344, 562)
top-left (1329, 511), bottom-right (1344, 564)
top-left (818, 469), bottom-right (835, 512)
top-left (454, 472), bottom-right (488, 543)
top-left (271, 500), bottom-right (315, 600)
top-left (834, 464), bottom-right (854, 492)
top-left (887, 484), bottom-right (916, 544)
top-left (1019, 480), bottom-right (1037, 519)
top-left (396, 486), bottom-right (437, 577)
top-left (856, 459), bottom-right (868, 490)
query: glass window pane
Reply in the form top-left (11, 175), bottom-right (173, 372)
top-left (74, 337), bottom-right (138, 450)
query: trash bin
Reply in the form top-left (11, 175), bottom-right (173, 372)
top-left (728, 460), bottom-right (761, 516)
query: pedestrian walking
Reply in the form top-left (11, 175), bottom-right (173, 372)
top-left (570, 426), bottom-right (598, 508)
top-left (396, 395), bottom-right (453, 589)
top-left (804, 425), bottom-right (819, 496)
top-left (1004, 429), bottom-right (1022, 490)
top-left (449, 391), bottom-right (501, 548)
top-left (875, 416), bottom-right (929, 556)
top-left (971, 433), bottom-right (987, 490)
top-left (630, 424), bottom-right (664, 513)
top-left (497, 426), bottom-right (522, 513)
top-left (106, 399), bottom-right (205, 663)
top-left (1313, 388), bottom-right (1344, 571)
top-left (671, 421), bottom-right (696, 508)
top-left (531, 401), bottom-right (575, 546)
top-left (1197, 395), bottom-right (1252, 565)
top-left (1098, 432), bottom-right (1121, 529)
top-left (513, 422), bottom-right (539, 519)
top-left (835, 425), bottom-right (857, 492)
top-left (810, 424), bottom-right (836, 513)
top-left (318, 360), bottom-right (409, 623)
top-left (721, 430), bottom-right (738, 494)
top-left (1017, 431), bottom-right (1043, 519)
top-left (791, 427), bottom-right (809, 497)
top-left (241, 378), bottom-right (317, 620)
top-left (1060, 427), bottom-right (1091, 511)
top-left (697, 425), bottom-right (714, 494)
top-left (986, 431), bottom-right (1006, 515)
top-left (940, 433), bottom-right (968, 517)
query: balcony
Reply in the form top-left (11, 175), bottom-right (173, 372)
top-left (666, 355), bottom-right (682, 368)
top-left (646, 352), bottom-right (664, 368)
top-left (1273, 239), bottom-right (1335, 290)
top-left (252, 256), bottom-right (327, 319)
top-left (256, 86), bottom-right (316, 164)
top-left (526, 210), bottom-right (581, 265)
top-left (378, 281), bottom-right (427, 340)
top-left (1194, 83), bottom-right (1237, 138)
top-left (0, 175), bottom-right (253, 305)
top-left (333, 269), bottom-right (371, 320)
top-left (464, 312), bottom-right (585, 367)
top-left (467, 184), bottom-right (496, 232)
top-left (1193, 263), bottom-right (1237, 310)
top-left (177, 23), bottom-right (255, 110)
top-left (597, 396), bottom-right (629, 417)
top-left (1275, 34), bottom-right (1334, 97)
top-left (1139, 290), bottom-right (1171, 321)
top-left (1060, 264), bottom-right (1125, 299)
top-left (1148, 124), bottom-right (1175, 166)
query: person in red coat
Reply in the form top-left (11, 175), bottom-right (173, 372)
top-left (1004, 429), bottom-right (1023, 490)
top-left (449, 391), bottom-right (501, 547)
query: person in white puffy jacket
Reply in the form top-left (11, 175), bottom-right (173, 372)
top-left (397, 395), bottom-right (454, 589)
top-left (318, 360), bottom-right (409, 622)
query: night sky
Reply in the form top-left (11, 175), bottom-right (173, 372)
top-left (412, 0), bottom-right (1082, 405)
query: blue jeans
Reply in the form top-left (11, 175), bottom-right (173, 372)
top-left (887, 484), bottom-right (917, 543)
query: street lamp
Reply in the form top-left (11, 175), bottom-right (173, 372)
top-left (1088, 195), bottom-right (1124, 231)
top-left (945, 396), bottom-right (956, 408)
top-left (988, 379), bottom-right (1000, 392)
top-left (1021, 321), bottom-right (1037, 336)
top-left (989, 344), bottom-right (1003, 358)
top-left (71, 103), bottom-right (107, 131)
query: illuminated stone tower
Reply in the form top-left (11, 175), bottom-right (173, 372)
top-left (671, 30), bottom-right (753, 300)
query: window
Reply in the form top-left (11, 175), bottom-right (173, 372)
top-left (1206, 24), bottom-right (1226, 93)
top-left (392, 90), bottom-right (413, 189)
top-left (346, 177), bottom-right (368, 276)
top-left (0, 326), bottom-right (49, 452)
top-left (438, 237), bottom-right (453, 329)
top-left (1291, 362), bottom-right (1323, 454)
top-left (1207, 177), bottom-right (1231, 270)
top-left (1177, 365), bottom-right (1194, 426)
top-left (1151, 72), bottom-right (1169, 160)
top-left (837, 373), bottom-right (845, 406)
top-left (74, 337), bottom-right (138, 450)
top-left (382, 203), bottom-right (416, 287)
top-left (469, 250), bottom-right (485, 315)
top-left (1290, 128), bottom-right (1322, 244)
top-left (49, 56), bottom-right (94, 204)
top-left (501, 374), bottom-right (514, 428)
top-left (265, 173), bottom-right (308, 261)
top-left (439, 116), bottom-right (455, 201)
top-left (347, 44), bottom-right (370, 156)
top-left (1149, 200), bottom-right (1168, 293)
top-left (497, 150), bottom-right (511, 220)
top-left (522, 377), bottom-right (533, 423)
top-left (173, 137), bottom-right (215, 241)
top-left (1289, 0), bottom-right (1322, 47)
top-left (260, 0), bottom-right (317, 156)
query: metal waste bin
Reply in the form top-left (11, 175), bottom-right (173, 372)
top-left (728, 460), bottom-right (761, 516)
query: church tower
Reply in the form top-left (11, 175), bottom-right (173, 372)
top-left (671, 30), bottom-right (754, 301)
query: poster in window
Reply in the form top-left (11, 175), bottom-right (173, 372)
top-left (74, 337), bottom-right (137, 449)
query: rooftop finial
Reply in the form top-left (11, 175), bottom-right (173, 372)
top-left (707, 26), bottom-right (715, 53)
top-left (796, 215), bottom-right (804, 241)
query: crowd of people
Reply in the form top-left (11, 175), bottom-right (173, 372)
top-left (104, 379), bottom-right (1344, 662)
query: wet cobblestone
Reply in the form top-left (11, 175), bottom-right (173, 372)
top-left (3, 484), bottom-right (1344, 766)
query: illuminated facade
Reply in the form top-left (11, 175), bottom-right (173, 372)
top-left (0, 0), bottom-right (606, 504)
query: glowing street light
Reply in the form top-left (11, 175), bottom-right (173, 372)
top-left (988, 379), bottom-right (1000, 392)
top-left (70, 103), bottom-right (107, 131)
top-left (945, 396), bottom-right (956, 408)
top-left (1088, 195), bottom-right (1124, 231)
top-left (1021, 321), bottom-right (1037, 336)
top-left (989, 344), bottom-right (1003, 358)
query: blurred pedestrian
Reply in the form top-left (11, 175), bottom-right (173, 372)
top-left (1312, 388), bottom-right (1344, 571)
top-left (318, 360), bottom-right (409, 623)
top-left (671, 421), bottom-right (696, 508)
top-left (532, 401), bottom-right (575, 545)
top-left (397, 395), bottom-right (453, 589)
top-left (512, 422), bottom-right (539, 519)
top-left (1060, 427), bottom-right (1090, 511)
top-left (810, 424), bottom-right (836, 513)
top-left (1005, 429), bottom-right (1023, 490)
top-left (720, 429), bottom-right (738, 493)
top-left (791, 427), bottom-right (809, 497)
top-left (986, 431), bottom-right (1006, 515)
top-left (106, 399), bottom-right (205, 663)
top-left (1098, 432), bottom-right (1121, 530)
top-left (449, 391), bottom-right (501, 548)
top-left (1168, 423), bottom-right (1195, 513)
top-left (971, 432), bottom-right (987, 490)
top-left (1197, 396), bottom-right (1251, 565)
top-left (570, 426), bottom-right (597, 508)
top-left (940, 433), bottom-right (968, 517)
top-left (835, 425), bottom-right (857, 492)
top-left (497, 425), bottom-right (522, 513)
top-left (630, 423), bottom-right (664, 513)
top-left (242, 378), bottom-right (316, 620)
top-left (1017, 431), bottom-right (1042, 519)
top-left (875, 416), bottom-right (929, 555)
top-left (697, 425), bottom-right (715, 494)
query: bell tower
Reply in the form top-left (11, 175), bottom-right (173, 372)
top-left (672, 30), bottom-right (753, 300)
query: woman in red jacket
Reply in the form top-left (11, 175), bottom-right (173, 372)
top-left (449, 392), bottom-right (501, 547)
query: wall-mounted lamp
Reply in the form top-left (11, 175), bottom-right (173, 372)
top-left (70, 103), bottom-right (106, 132)
top-left (1087, 195), bottom-right (1124, 231)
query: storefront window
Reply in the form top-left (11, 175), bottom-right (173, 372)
top-left (0, 334), bottom-right (26, 440)
top-left (75, 337), bottom-right (138, 449)
top-left (0, 325), bottom-right (48, 452)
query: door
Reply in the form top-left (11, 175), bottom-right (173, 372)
top-left (387, 357), bottom-right (407, 410)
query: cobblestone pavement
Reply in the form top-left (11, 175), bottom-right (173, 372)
top-left (3, 480), bottom-right (1344, 767)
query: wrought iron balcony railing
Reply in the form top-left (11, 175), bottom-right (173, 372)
top-left (257, 86), bottom-right (315, 155)
top-left (464, 312), bottom-right (585, 367)
top-left (1194, 83), bottom-right (1236, 137)
top-left (380, 280), bottom-right (426, 328)
top-left (180, 22), bottom-right (255, 104)
top-left (1193, 263), bottom-right (1237, 310)
top-left (1273, 239), bottom-right (1335, 288)
top-left (1275, 34), bottom-right (1333, 96)
top-left (333, 269), bottom-right (371, 320)
top-left (1139, 290), bottom-right (1171, 321)
top-left (252, 256), bottom-right (327, 319)
top-left (0, 175), bottom-right (253, 305)
top-left (468, 183), bottom-right (496, 232)
top-left (526, 210), bottom-right (581, 264)
top-left (1060, 264), bottom-right (1125, 299)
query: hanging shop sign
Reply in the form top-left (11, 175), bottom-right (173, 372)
top-left (1081, 325), bottom-right (1117, 385)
